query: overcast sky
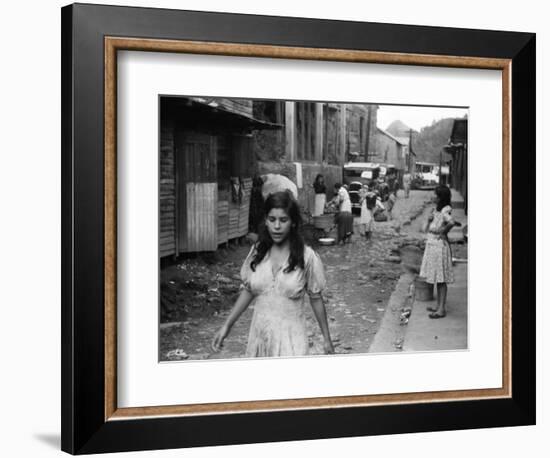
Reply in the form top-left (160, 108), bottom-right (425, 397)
top-left (377, 104), bottom-right (468, 132)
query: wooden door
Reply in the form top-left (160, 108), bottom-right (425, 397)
top-left (175, 132), bottom-right (218, 253)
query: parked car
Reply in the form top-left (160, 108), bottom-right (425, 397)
top-left (343, 162), bottom-right (380, 187)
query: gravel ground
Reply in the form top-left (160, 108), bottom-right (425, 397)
top-left (159, 190), bottom-right (434, 362)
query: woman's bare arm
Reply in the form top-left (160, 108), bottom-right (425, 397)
top-left (310, 296), bottom-right (334, 354)
top-left (438, 219), bottom-right (457, 237)
top-left (211, 289), bottom-right (254, 352)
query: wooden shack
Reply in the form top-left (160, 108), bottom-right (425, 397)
top-left (160, 97), bottom-right (279, 257)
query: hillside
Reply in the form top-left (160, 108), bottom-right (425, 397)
top-left (386, 117), bottom-right (461, 163)
top-left (413, 118), bottom-right (457, 163)
top-left (386, 119), bottom-right (414, 138)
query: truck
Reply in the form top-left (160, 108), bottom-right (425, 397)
top-left (412, 161), bottom-right (439, 189)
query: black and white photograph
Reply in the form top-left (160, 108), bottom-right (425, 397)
top-left (159, 96), bottom-right (468, 362)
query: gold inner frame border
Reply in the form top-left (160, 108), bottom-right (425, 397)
top-left (104, 36), bottom-right (512, 421)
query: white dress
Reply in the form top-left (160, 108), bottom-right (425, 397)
top-left (240, 245), bottom-right (326, 357)
top-left (313, 193), bottom-right (326, 216)
top-left (359, 198), bottom-right (373, 232)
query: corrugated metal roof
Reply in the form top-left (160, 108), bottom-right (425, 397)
top-left (163, 96), bottom-right (283, 130)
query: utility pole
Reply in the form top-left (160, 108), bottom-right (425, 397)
top-left (439, 150), bottom-right (442, 184)
top-left (408, 128), bottom-right (414, 172)
top-left (365, 107), bottom-right (372, 162)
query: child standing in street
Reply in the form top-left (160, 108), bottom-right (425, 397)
top-left (357, 185), bottom-right (368, 239)
top-left (358, 184), bottom-right (375, 240)
top-left (419, 185), bottom-right (457, 319)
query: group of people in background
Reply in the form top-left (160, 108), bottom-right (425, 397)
top-left (313, 174), bottom-right (353, 245)
top-left (311, 172), bottom-right (457, 319)
top-left (313, 173), bottom-right (397, 244)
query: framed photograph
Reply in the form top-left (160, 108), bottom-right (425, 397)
top-left (61, 3), bottom-right (535, 454)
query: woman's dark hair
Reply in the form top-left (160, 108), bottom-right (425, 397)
top-left (313, 174), bottom-right (326, 193)
top-left (334, 182), bottom-right (342, 190)
top-left (251, 191), bottom-right (305, 273)
top-left (435, 185), bottom-right (452, 211)
top-left (252, 174), bottom-right (264, 188)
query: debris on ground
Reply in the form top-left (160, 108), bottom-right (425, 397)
top-left (165, 349), bottom-right (189, 360)
top-left (399, 307), bottom-right (412, 326)
top-left (393, 338), bottom-right (404, 350)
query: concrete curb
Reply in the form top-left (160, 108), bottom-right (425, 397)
top-left (369, 271), bottom-right (414, 353)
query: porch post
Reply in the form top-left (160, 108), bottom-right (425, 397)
top-left (338, 104), bottom-right (347, 165)
top-left (285, 101), bottom-right (296, 161)
top-left (315, 103), bottom-right (324, 163)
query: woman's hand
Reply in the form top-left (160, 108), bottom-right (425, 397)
top-left (437, 232), bottom-right (449, 241)
top-left (211, 325), bottom-right (229, 352)
top-left (210, 289), bottom-right (254, 353)
top-left (323, 339), bottom-right (335, 355)
top-left (437, 221), bottom-right (456, 240)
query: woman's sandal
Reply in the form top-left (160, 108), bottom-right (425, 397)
top-left (426, 306), bottom-right (437, 312)
top-left (429, 311), bottom-right (446, 319)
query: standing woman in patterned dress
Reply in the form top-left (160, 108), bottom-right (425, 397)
top-left (419, 185), bottom-right (457, 319)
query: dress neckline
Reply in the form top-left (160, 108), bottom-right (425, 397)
top-left (266, 250), bottom-right (290, 279)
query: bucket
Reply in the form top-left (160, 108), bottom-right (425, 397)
top-left (400, 245), bottom-right (423, 274)
top-left (414, 277), bottom-right (434, 301)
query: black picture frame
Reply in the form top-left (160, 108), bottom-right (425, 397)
top-left (61, 3), bottom-right (535, 454)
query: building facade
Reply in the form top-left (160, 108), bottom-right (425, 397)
top-left (375, 127), bottom-right (408, 171)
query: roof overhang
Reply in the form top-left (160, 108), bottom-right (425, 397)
top-left (162, 96), bottom-right (283, 131)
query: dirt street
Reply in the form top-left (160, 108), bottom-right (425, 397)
top-left (160, 190), bottom-right (434, 362)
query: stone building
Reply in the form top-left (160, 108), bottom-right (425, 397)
top-left (253, 100), bottom-right (378, 212)
top-left (375, 127), bottom-right (409, 176)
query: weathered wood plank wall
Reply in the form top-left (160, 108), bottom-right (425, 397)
top-left (176, 132), bottom-right (218, 252)
top-left (186, 183), bottom-right (218, 252)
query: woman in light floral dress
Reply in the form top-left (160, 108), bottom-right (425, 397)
top-left (419, 185), bottom-right (457, 319)
top-left (212, 191), bottom-right (334, 357)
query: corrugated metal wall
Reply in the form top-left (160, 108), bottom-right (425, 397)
top-left (160, 120), bottom-right (176, 257)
